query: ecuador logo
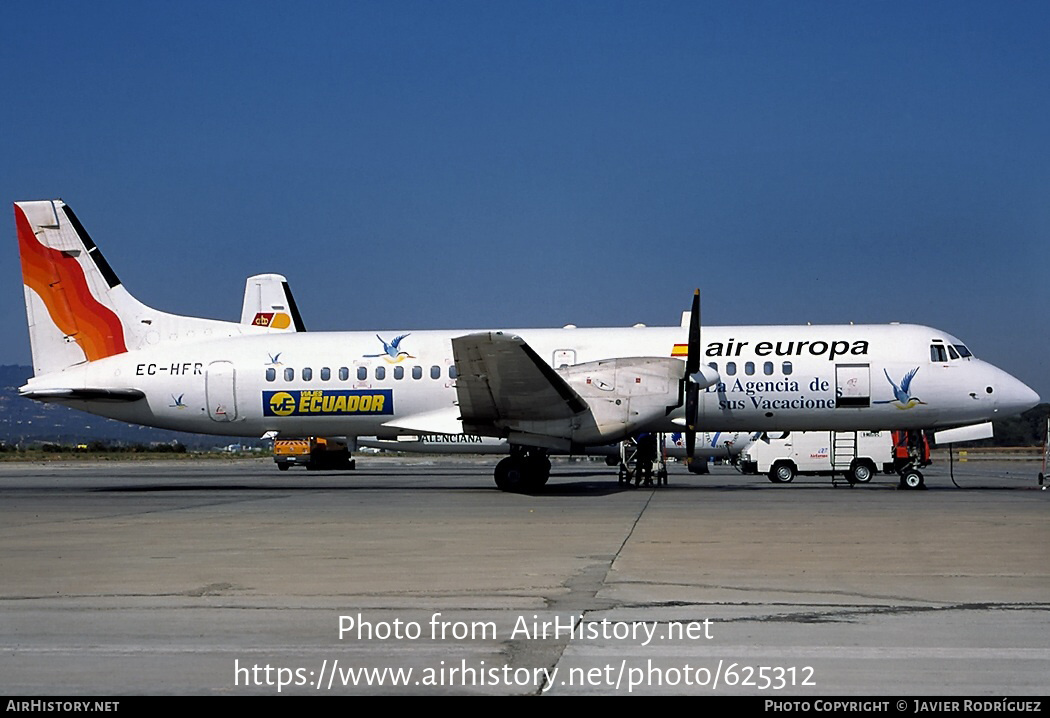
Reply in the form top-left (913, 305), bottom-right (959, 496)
top-left (263, 390), bottom-right (393, 417)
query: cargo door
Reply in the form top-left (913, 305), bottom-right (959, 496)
top-left (206, 361), bottom-right (238, 422)
top-left (835, 364), bottom-right (870, 408)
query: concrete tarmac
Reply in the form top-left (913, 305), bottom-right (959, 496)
top-left (0, 456), bottom-right (1046, 696)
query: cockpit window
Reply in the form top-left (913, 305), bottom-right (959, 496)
top-left (930, 345), bottom-right (947, 363)
top-left (947, 345), bottom-right (960, 360)
top-left (954, 344), bottom-right (973, 358)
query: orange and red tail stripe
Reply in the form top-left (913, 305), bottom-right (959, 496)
top-left (16, 204), bottom-right (127, 361)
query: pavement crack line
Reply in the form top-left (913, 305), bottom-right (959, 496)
top-left (506, 489), bottom-right (658, 694)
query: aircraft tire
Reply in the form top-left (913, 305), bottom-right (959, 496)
top-left (525, 457), bottom-right (551, 489)
top-left (494, 457), bottom-right (526, 492)
top-left (849, 461), bottom-right (874, 484)
top-left (900, 470), bottom-right (925, 490)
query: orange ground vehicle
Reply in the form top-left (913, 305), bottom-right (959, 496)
top-left (273, 437), bottom-right (355, 471)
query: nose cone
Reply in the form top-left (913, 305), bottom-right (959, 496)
top-left (994, 373), bottom-right (1041, 417)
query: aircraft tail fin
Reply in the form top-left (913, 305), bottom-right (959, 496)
top-left (15, 199), bottom-right (259, 377)
top-left (16, 200), bottom-right (134, 375)
top-left (240, 274), bottom-right (305, 332)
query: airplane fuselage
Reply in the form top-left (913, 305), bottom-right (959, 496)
top-left (25, 322), bottom-right (1028, 441)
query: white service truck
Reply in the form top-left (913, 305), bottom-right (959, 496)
top-left (739, 430), bottom-right (895, 485)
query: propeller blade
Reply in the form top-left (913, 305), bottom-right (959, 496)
top-left (685, 384), bottom-right (698, 464)
top-left (683, 289), bottom-right (701, 465)
top-left (685, 289), bottom-right (701, 377)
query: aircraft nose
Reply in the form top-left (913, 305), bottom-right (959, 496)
top-left (991, 373), bottom-right (1040, 416)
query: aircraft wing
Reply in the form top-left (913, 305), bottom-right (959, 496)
top-left (451, 332), bottom-right (588, 431)
top-left (382, 407), bottom-right (466, 435)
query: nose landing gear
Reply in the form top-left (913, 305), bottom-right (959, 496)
top-left (899, 469), bottom-right (926, 490)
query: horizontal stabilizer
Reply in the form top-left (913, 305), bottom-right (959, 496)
top-left (19, 387), bottom-right (145, 403)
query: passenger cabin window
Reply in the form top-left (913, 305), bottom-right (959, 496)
top-left (320, 367), bottom-right (331, 381)
top-left (340, 367), bottom-right (350, 381)
top-left (284, 368), bottom-right (294, 382)
top-left (394, 366), bottom-right (404, 380)
top-left (266, 368), bottom-right (276, 382)
top-left (431, 366), bottom-right (440, 380)
top-left (448, 366), bottom-right (458, 379)
top-left (412, 366), bottom-right (422, 380)
top-left (375, 366), bottom-right (385, 380)
top-left (783, 361), bottom-right (793, 375)
top-left (763, 361), bottom-right (773, 376)
top-left (745, 362), bottom-right (755, 376)
top-left (725, 362), bottom-right (737, 376)
top-left (930, 345), bottom-right (947, 363)
top-left (302, 367), bottom-right (312, 381)
top-left (356, 367), bottom-right (366, 381)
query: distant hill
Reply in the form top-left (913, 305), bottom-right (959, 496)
top-left (0, 365), bottom-right (257, 449)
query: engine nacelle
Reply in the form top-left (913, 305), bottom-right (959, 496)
top-left (554, 357), bottom-right (683, 445)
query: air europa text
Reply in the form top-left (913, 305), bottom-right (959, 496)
top-left (706, 339), bottom-right (869, 360)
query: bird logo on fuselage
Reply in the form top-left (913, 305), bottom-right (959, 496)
top-left (364, 334), bottom-right (415, 363)
top-left (875, 367), bottom-right (926, 409)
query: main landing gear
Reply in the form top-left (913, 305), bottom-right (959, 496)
top-left (494, 446), bottom-right (551, 493)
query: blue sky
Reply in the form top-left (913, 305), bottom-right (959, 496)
top-left (2, 1), bottom-right (1047, 401)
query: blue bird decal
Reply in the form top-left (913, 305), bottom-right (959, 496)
top-left (364, 334), bottom-right (415, 362)
top-left (875, 367), bottom-right (926, 409)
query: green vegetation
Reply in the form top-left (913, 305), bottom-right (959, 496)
top-left (0, 441), bottom-right (269, 461)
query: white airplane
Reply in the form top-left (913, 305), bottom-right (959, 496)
top-left (15, 199), bottom-right (1040, 491)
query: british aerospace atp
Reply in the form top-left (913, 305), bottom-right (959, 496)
top-left (14, 200), bottom-right (1039, 491)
